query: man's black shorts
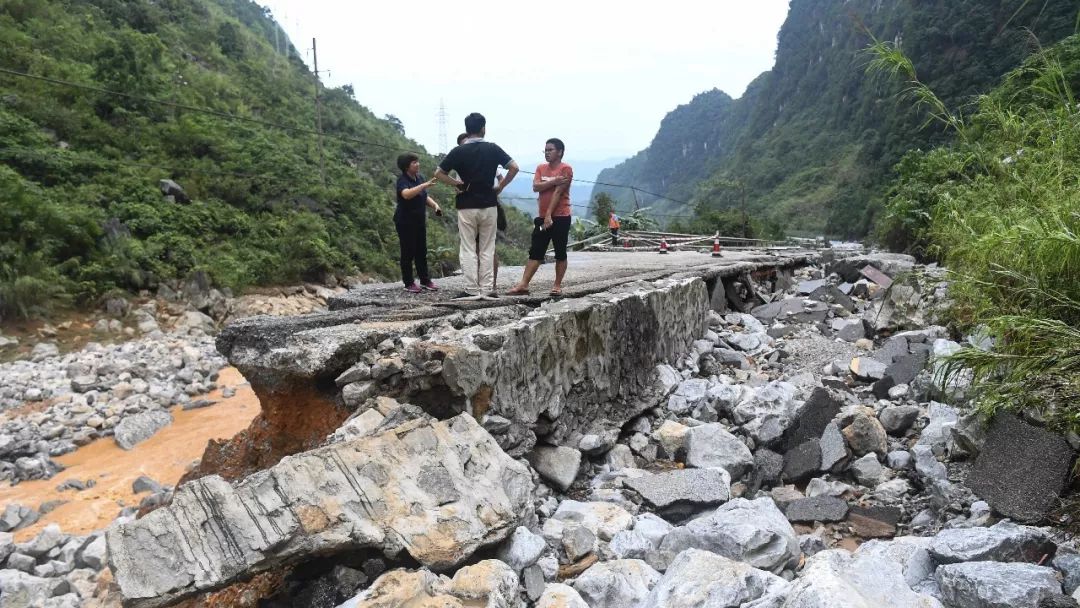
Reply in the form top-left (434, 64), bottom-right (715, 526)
top-left (528, 216), bottom-right (572, 262)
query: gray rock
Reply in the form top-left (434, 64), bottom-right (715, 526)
top-left (685, 424), bottom-right (753, 480)
top-left (819, 421), bottom-right (849, 472)
top-left (606, 444), bottom-right (637, 470)
top-left (523, 565), bottom-right (545, 601)
top-left (913, 445), bottom-right (948, 482)
top-left (6, 552), bottom-right (36, 572)
top-left (918, 402), bottom-right (959, 457)
top-left (782, 440), bottom-right (821, 483)
top-left (113, 410), bottom-right (172, 450)
top-left (1053, 552), bottom-right (1080, 594)
top-left (850, 357), bottom-right (888, 381)
top-left (624, 468), bottom-right (730, 511)
top-left (884, 351), bottom-right (929, 386)
top-left (937, 561), bottom-right (1061, 608)
top-left (16, 524), bottom-right (64, 558)
top-left (853, 536), bottom-right (937, 589)
top-left (949, 412), bottom-right (988, 459)
top-left (0, 570), bottom-right (70, 606)
top-left (966, 413), bottom-right (1077, 523)
top-left (887, 450), bottom-right (912, 470)
top-left (574, 559), bottom-right (660, 608)
top-left (496, 527), bottom-right (545, 572)
top-left (784, 547), bottom-right (942, 608)
top-left (610, 530), bottom-right (655, 562)
top-left (643, 548), bottom-right (787, 607)
top-left (658, 497), bottom-right (800, 574)
top-left (784, 496), bottom-right (849, 523)
top-left (929, 521), bottom-right (1056, 565)
top-left (748, 448), bottom-right (784, 492)
top-left (527, 445), bottom-right (582, 491)
top-left (76, 535), bottom-right (107, 571)
top-left (341, 381), bottom-right (377, 408)
top-left (107, 414), bottom-right (533, 606)
top-left (132, 476), bottom-right (163, 495)
top-left (563, 525), bottom-right (596, 561)
top-left (782, 387), bottom-right (844, 451)
top-left (335, 362), bottom-right (372, 386)
top-left (835, 319), bottom-right (867, 342)
top-left (851, 453), bottom-right (886, 487)
top-left (542, 501), bottom-right (633, 543)
top-left (880, 405), bottom-right (921, 436)
top-left (537, 583), bottom-right (589, 608)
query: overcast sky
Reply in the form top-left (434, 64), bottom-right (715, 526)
top-left (260, 1), bottom-right (790, 164)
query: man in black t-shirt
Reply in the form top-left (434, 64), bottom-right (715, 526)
top-left (435, 113), bottom-right (519, 299)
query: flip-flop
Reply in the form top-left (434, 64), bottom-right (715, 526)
top-left (549, 289), bottom-right (563, 297)
top-left (506, 287), bottom-right (530, 296)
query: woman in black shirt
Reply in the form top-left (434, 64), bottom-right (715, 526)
top-left (394, 153), bottom-right (442, 292)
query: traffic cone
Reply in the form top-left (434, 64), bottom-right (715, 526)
top-left (658, 238), bottom-right (669, 254)
top-left (711, 236), bottom-right (722, 257)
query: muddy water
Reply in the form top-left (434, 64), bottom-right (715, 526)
top-left (0, 367), bottom-right (259, 542)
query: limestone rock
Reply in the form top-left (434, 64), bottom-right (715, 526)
top-left (658, 497), bottom-right (800, 574)
top-left (527, 445), bottom-right (582, 491)
top-left (937, 561), bottom-right (1061, 608)
top-left (929, 521), bottom-right (1056, 565)
top-left (573, 559), bottom-right (660, 608)
top-left (113, 410), bottom-right (172, 450)
top-left (782, 549), bottom-right (943, 608)
top-left (685, 423), bottom-right (754, 480)
top-left (496, 526), bottom-right (546, 572)
top-left (841, 413), bottom-right (888, 457)
top-left (107, 414), bottom-right (533, 607)
top-left (537, 583), bottom-right (589, 608)
top-left (542, 500), bottom-right (633, 543)
top-left (643, 548), bottom-right (787, 607)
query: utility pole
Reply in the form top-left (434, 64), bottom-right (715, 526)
top-left (437, 99), bottom-right (449, 154)
top-left (311, 37), bottom-right (326, 188)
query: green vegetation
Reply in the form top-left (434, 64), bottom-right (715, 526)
top-left (595, 0), bottom-right (1078, 239)
top-left (870, 34), bottom-right (1080, 431)
top-left (0, 0), bottom-right (531, 320)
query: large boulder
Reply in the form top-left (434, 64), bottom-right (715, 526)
top-left (107, 415), bottom-right (533, 608)
top-left (936, 562), bottom-right (1062, 608)
top-left (643, 548), bottom-right (787, 608)
top-left (685, 424), bottom-right (754, 480)
top-left (965, 413), bottom-right (1077, 523)
top-left (574, 559), bottom-right (661, 608)
top-left (781, 549), bottom-right (943, 608)
top-left (658, 498), bottom-right (800, 574)
top-left (928, 521), bottom-right (1056, 565)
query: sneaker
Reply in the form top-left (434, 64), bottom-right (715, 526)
top-left (451, 291), bottom-right (481, 301)
top-left (403, 283), bottom-right (422, 294)
top-left (420, 280), bottom-right (439, 291)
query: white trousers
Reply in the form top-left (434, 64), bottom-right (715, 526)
top-left (458, 207), bottom-right (497, 294)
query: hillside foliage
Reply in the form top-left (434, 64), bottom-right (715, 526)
top-left (593, 0), bottom-right (1078, 239)
top-left (0, 0), bottom-right (532, 319)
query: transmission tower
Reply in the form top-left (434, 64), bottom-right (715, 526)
top-left (437, 99), bottom-right (449, 154)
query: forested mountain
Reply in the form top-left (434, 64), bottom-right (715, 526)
top-left (0, 0), bottom-right (473, 318)
top-left (594, 0), bottom-right (1079, 238)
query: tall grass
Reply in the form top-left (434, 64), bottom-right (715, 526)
top-left (868, 36), bottom-right (1080, 431)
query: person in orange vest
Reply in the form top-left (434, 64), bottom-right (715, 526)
top-left (608, 212), bottom-right (621, 247)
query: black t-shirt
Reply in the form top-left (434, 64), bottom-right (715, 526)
top-left (395, 172), bottom-right (428, 221)
top-left (438, 140), bottom-right (512, 209)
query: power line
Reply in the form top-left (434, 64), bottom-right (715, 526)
top-left (0, 66), bottom-right (702, 217)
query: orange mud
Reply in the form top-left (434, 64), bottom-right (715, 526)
top-left (0, 367), bottom-right (259, 542)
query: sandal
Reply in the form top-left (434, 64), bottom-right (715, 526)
top-left (549, 288), bottom-right (563, 297)
top-left (506, 286), bottom-right (530, 296)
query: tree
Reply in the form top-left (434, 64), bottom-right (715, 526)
top-left (592, 192), bottom-right (615, 226)
top-left (384, 114), bottom-right (405, 136)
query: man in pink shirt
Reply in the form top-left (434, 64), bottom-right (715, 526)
top-left (508, 138), bottom-right (572, 296)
